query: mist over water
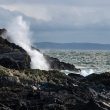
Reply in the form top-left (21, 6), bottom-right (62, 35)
top-left (4, 16), bottom-right (49, 70)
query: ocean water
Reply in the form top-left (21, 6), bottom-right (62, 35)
top-left (42, 49), bottom-right (110, 76)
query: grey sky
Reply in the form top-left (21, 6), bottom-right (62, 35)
top-left (0, 0), bottom-right (110, 43)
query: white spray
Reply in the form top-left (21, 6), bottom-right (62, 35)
top-left (81, 69), bottom-right (94, 76)
top-left (5, 16), bottom-right (49, 70)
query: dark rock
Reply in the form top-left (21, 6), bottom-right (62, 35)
top-left (0, 29), bottom-right (31, 69)
top-left (68, 73), bottom-right (84, 80)
top-left (45, 55), bottom-right (80, 71)
top-left (86, 72), bottom-right (110, 86)
top-left (0, 66), bottom-right (110, 110)
top-left (81, 99), bottom-right (101, 110)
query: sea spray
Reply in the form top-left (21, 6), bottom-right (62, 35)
top-left (5, 16), bottom-right (49, 70)
top-left (81, 69), bottom-right (94, 76)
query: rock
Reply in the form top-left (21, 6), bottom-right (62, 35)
top-left (0, 66), bottom-right (110, 110)
top-left (85, 72), bottom-right (110, 86)
top-left (45, 55), bottom-right (80, 71)
top-left (0, 29), bottom-right (31, 69)
top-left (81, 99), bottom-right (100, 110)
top-left (68, 73), bottom-right (84, 80)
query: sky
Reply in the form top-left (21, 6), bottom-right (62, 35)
top-left (0, 0), bottom-right (110, 44)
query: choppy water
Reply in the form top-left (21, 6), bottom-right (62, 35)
top-left (42, 49), bottom-right (110, 76)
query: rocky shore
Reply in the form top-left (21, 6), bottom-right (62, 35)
top-left (0, 29), bottom-right (110, 110)
top-left (0, 66), bottom-right (110, 110)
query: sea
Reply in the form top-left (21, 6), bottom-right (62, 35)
top-left (41, 49), bottom-right (110, 76)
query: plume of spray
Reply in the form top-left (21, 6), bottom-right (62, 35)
top-left (5, 16), bottom-right (49, 70)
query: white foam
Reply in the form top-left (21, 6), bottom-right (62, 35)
top-left (80, 69), bottom-right (94, 76)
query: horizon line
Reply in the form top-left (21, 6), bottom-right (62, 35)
top-left (35, 42), bottom-right (110, 45)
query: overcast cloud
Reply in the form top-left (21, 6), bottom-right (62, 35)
top-left (0, 0), bottom-right (110, 43)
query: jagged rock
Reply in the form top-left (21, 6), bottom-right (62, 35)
top-left (0, 29), bottom-right (31, 69)
top-left (0, 66), bottom-right (110, 110)
top-left (45, 55), bottom-right (80, 71)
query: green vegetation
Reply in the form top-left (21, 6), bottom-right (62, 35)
top-left (0, 69), bottom-right (6, 75)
